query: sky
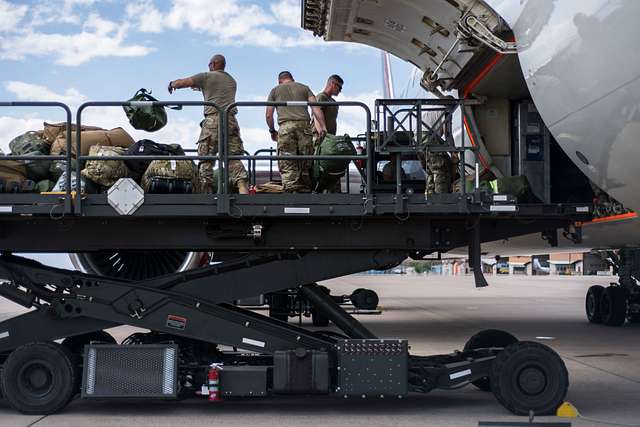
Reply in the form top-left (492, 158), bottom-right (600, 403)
top-left (0, 0), bottom-right (420, 268)
top-left (0, 0), bottom-right (419, 156)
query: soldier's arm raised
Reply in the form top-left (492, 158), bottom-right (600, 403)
top-left (168, 77), bottom-right (197, 93)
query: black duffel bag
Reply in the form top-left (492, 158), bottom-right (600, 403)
top-left (124, 139), bottom-right (185, 178)
top-left (146, 177), bottom-right (193, 194)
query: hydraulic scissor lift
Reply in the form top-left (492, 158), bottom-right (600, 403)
top-left (0, 98), bottom-right (590, 415)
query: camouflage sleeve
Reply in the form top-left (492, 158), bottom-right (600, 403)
top-left (191, 72), bottom-right (207, 89)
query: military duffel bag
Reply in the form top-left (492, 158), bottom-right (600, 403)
top-left (124, 139), bottom-right (185, 178)
top-left (50, 127), bottom-right (135, 157)
top-left (141, 159), bottom-right (196, 192)
top-left (80, 145), bottom-right (129, 187)
top-left (311, 133), bottom-right (355, 192)
top-left (9, 131), bottom-right (53, 181)
top-left (123, 88), bottom-right (181, 132)
top-left (0, 160), bottom-right (30, 192)
top-left (146, 177), bottom-right (193, 194)
top-left (42, 122), bottom-right (104, 145)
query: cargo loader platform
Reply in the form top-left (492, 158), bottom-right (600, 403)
top-left (0, 98), bottom-right (590, 416)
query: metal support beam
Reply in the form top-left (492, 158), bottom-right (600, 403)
top-left (299, 284), bottom-right (376, 339)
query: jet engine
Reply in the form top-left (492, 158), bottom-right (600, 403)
top-left (69, 251), bottom-right (208, 280)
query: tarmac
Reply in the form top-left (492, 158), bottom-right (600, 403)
top-left (0, 273), bottom-right (639, 427)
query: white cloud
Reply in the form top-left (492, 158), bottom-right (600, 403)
top-left (0, 0), bottom-right (28, 32)
top-left (126, 0), bottom-right (323, 49)
top-left (0, 116), bottom-right (45, 153)
top-left (334, 90), bottom-right (381, 136)
top-left (0, 17), bottom-right (155, 66)
top-left (5, 81), bottom-right (87, 107)
top-left (271, 0), bottom-right (301, 28)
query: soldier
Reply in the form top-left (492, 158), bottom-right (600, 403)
top-left (422, 109), bottom-right (453, 196)
top-left (265, 71), bottom-right (327, 193)
top-left (315, 74), bottom-right (343, 137)
top-left (314, 74), bottom-right (344, 192)
top-left (168, 54), bottom-right (249, 194)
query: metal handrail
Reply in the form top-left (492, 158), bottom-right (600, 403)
top-left (0, 101), bottom-right (74, 213)
top-left (75, 100), bottom-right (223, 214)
top-left (223, 101), bottom-right (372, 202)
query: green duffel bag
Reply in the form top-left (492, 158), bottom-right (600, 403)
top-left (34, 179), bottom-right (56, 193)
top-left (9, 132), bottom-right (53, 181)
top-left (311, 133), bottom-right (355, 192)
top-left (123, 88), bottom-right (181, 132)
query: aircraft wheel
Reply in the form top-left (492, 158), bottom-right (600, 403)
top-left (585, 285), bottom-right (605, 323)
top-left (464, 329), bottom-right (518, 392)
top-left (490, 341), bottom-right (568, 416)
top-left (351, 288), bottom-right (379, 310)
top-left (600, 286), bottom-right (627, 326)
top-left (2, 342), bottom-right (76, 415)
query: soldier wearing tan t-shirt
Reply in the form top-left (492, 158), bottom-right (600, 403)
top-left (265, 71), bottom-right (327, 192)
top-left (168, 54), bottom-right (248, 194)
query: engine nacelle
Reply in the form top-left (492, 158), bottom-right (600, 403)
top-left (69, 251), bottom-right (208, 280)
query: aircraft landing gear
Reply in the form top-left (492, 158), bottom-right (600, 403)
top-left (585, 248), bottom-right (640, 326)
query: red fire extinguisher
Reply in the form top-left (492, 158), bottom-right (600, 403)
top-left (355, 143), bottom-right (365, 169)
top-left (207, 365), bottom-right (222, 402)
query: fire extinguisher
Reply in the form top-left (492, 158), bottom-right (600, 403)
top-left (355, 143), bottom-right (365, 169)
top-left (207, 364), bottom-right (222, 402)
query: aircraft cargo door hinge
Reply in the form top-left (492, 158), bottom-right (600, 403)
top-left (457, 15), bottom-right (517, 54)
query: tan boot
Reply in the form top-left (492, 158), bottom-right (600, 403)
top-left (237, 180), bottom-right (249, 194)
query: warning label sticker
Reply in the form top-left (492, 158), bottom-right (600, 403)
top-left (166, 315), bottom-right (187, 330)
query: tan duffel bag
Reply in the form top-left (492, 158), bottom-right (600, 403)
top-left (51, 127), bottom-right (135, 156)
top-left (42, 122), bottom-right (104, 145)
top-left (80, 145), bottom-right (129, 187)
top-left (0, 160), bottom-right (27, 183)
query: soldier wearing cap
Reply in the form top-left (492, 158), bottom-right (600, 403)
top-left (265, 71), bottom-right (327, 193)
top-left (168, 54), bottom-right (249, 194)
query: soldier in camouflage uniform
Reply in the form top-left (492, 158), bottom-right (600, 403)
top-left (168, 54), bottom-right (249, 194)
top-left (422, 110), bottom-right (453, 196)
top-left (265, 71), bottom-right (327, 192)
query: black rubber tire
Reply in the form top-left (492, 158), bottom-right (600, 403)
top-left (351, 289), bottom-right (379, 310)
top-left (600, 286), bottom-right (627, 326)
top-left (1, 342), bottom-right (76, 415)
top-left (585, 285), bottom-right (605, 323)
top-left (268, 293), bottom-right (289, 322)
top-left (464, 329), bottom-right (518, 392)
top-left (490, 341), bottom-right (568, 416)
top-left (61, 330), bottom-right (117, 356)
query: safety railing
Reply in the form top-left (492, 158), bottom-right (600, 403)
top-left (0, 101), bottom-right (74, 214)
top-left (75, 101), bottom-right (225, 215)
top-left (222, 101), bottom-right (372, 202)
top-left (375, 98), bottom-right (483, 197)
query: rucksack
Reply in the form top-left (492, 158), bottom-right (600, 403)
top-left (80, 145), bottom-right (129, 187)
top-left (9, 132), bottom-right (52, 181)
top-left (311, 134), bottom-right (355, 192)
top-left (124, 139), bottom-right (185, 177)
top-left (141, 159), bottom-right (196, 192)
top-left (123, 88), bottom-right (181, 132)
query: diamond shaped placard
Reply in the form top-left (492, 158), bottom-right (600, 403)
top-left (107, 178), bottom-right (145, 216)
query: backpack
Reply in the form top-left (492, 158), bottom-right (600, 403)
top-left (124, 139), bottom-right (185, 178)
top-left (123, 88), bottom-right (181, 132)
top-left (80, 145), bottom-right (129, 187)
top-left (141, 159), bottom-right (196, 192)
top-left (311, 134), bottom-right (355, 192)
top-left (145, 177), bottom-right (193, 194)
top-left (9, 132), bottom-right (52, 181)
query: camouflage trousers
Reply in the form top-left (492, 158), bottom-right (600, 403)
top-left (425, 152), bottom-right (452, 196)
top-left (197, 114), bottom-right (248, 193)
top-left (278, 121), bottom-right (313, 192)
